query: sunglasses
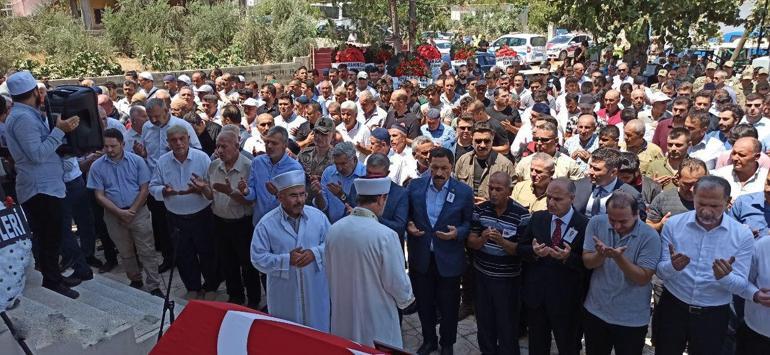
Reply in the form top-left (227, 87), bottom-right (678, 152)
top-left (458, 126), bottom-right (472, 131)
top-left (533, 137), bottom-right (554, 143)
top-left (747, 103), bottom-right (763, 108)
top-left (474, 139), bottom-right (491, 144)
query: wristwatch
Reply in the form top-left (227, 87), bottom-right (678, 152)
top-left (339, 193), bottom-right (347, 202)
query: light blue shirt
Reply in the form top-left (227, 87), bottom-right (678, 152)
top-left (583, 215), bottom-right (661, 327)
top-left (124, 128), bottom-right (142, 155)
top-left (87, 151), bottom-right (151, 208)
top-left (729, 192), bottom-right (770, 238)
top-left (658, 211), bottom-right (754, 307)
top-left (105, 117), bottom-right (127, 137)
top-left (742, 236), bottom-right (770, 337)
top-left (420, 123), bottom-right (456, 150)
top-left (149, 148), bottom-right (211, 215)
top-left (316, 162), bottom-right (366, 223)
top-left (426, 178), bottom-right (449, 227)
top-left (4, 103), bottom-right (66, 203)
top-left (141, 116), bottom-right (201, 172)
top-left (243, 152), bottom-right (303, 225)
top-left (62, 157), bottom-right (82, 183)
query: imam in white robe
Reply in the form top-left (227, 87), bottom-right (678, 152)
top-left (251, 205), bottom-right (331, 332)
top-left (324, 207), bottom-right (415, 347)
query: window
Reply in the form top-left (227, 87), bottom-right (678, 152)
top-left (507, 37), bottom-right (527, 47)
top-left (530, 37), bottom-right (547, 47)
top-left (550, 36), bottom-right (572, 44)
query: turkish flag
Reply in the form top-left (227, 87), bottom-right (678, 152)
top-left (151, 301), bottom-right (385, 355)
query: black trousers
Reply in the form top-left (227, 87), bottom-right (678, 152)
top-left (23, 194), bottom-right (64, 287)
top-left (213, 215), bottom-right (261, 305)
top-left (474, 270), bottom-right (520, 355)
top-left (411, 253), bottom-right (461, 347)
top-left (526, 300), bottom-right (581, 355)
top-left (460, 248), bottom-right (475, 306)
top-left (147, 196), bottom-right (172, 257)
top-left (653, 289), bottom-right (730, 355)
top-left (583, 309), bottom-right (647, 355)
top-left (167, 207), bottom-right (218, 292)
top-left (736, 322), bottom-right (770, 355)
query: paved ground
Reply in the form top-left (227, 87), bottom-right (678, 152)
top-left (96, 253), bottom-right (655, 355)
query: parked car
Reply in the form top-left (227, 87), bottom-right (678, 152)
top-left (434, 39), bottom-right (452, 63)
top-left (489, 33), bottom-right (548, 65)
top-left (547, 33), bottom-right (593, 61)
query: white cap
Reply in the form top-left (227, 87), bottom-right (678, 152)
top-left (195, 84), bottom-right (214, 93)
top-left (177, 74), bottom-right (192, 86)
top-left (357, 71), bottom-right (368, 80)
top-left (273, 170), bottom-right (306, 192)
top-left (138, 71), bottom-right (154, 81)
top-left (238, 75), bottom-right (246, 82)
top-left (353, 177), bottom-right (391, 196)
top-left (6, 71), bottom-right (37, 96)
top-left (243, 98), bottom-right (259, 107)
top-left (649, 92), bottom-right (671, 104)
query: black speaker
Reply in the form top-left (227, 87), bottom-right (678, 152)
top-left (45, 85), bottom-right (104, 156)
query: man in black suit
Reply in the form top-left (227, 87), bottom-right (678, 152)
top-left (518, 178), bottom-right (589, 355)
top-left (572, 148), bottom-right (646, 219)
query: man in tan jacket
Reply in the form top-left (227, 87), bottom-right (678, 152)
top-left (454, 121), bottom-right (515, 204)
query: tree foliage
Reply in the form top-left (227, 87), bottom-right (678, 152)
top-left (345, 0), bottom-right (452, 45)
top-left (545, 0), bottom-right (742, 59)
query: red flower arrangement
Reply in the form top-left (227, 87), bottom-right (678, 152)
top-left (416, 44), bottom-right (441, 62)
top-left (495, 45), bottom-right (518, 58)
top-left (453, 48), bottom-right (475, 61)
top-left (371, 47), bottom-right (393, 64)
top-left (336, 46), bottom-right (365, 63)
top-left (395, 55), bottom-right (429, 77)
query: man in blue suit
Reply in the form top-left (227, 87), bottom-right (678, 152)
top-left (406, 147), bottom-right (474, 355)
top-left (347, 153), bottom-right (409, 242)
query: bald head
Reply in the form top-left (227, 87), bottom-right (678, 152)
top-left (625, 119), bottom-right (646, 134)
top-left (490, 170), bottom-right (512, 188)
top-left (734, 136), bottom-right (761, 154)
top-left (577, 114), bottom-right (597, 127)
top-left (606, 90), bottom-right (620, 100)
top-left (97, 94), bottom-right (114, 114)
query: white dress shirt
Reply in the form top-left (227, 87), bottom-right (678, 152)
top-left (336, 121), bottom-right (371, 162)
top-left (388, 146), bottom-right (416, 186)
top-left (688, 136), bottom-right (727, 170)
top-left (585, 178), bottom-right (617, 217)
top-left (711, 166), bottom-right (769, 199)
top-left (149, 148), bottom-right (212, 215)
top-left (550, 207), bottom-right (575, 239)
top-left (658, 211), bottom-right (754, 306)
top-left (741, 236), bottom-right (770, 337)
top-left (741, 116), bottom-right (770, 143)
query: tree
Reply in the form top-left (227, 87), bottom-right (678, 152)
top-left (345, 0), bottom-right (452, 48)
top-left (544, 0), bottom-right (742, 63)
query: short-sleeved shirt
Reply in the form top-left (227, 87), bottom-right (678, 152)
top-left (583, 215), bottom-right (662, 327)
top-left (383, 110), bottom-right (421, 139)
top-left (208, 154), bottom-right (253, 219)
top-left (642, 159), bottom-right (677, 190)
top-left (647, 188), bottom-right (694, 223)
top-left (87, 151), bottom-right (151, 209)
top-left (470, 199), bottom-right (530, 278)
top-left (729, 191), bottom-right (770, 239)
top-left (481, 118), bottom-right (511, 148)
top-left (510, 180), bottom-right (548, 213)
top-left (486, 107), bottom-right (520, 145)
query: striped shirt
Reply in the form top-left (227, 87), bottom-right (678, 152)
top-left (470, 199), bottom-right (530, 278)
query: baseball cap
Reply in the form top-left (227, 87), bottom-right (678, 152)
top-left (139, 71), bottom-right (154, 81)
top-left (357, 71), bottom-right (368, 80)
top-left (6, 71), bottom-right (37, 96)
top-left (177, 74), bottom-right (192, 86)
top-left (371, 127), bottom-right (391, 145)
top-left (195, 84), bottom-right (214, 93)
top-left (649, 92), bottom-right (671, 104)
top-left (313, 117), bottom-right (336, 134)
top-left (724, 60), bottom-right (735, 68)
top-left (163, 74), bottom-right (176, 82)
top-left (243, 98), bottom-right (259, 107)
top-left (706, 62), bottom-right (718, 70)
top-left (295, 95), bottom-right (310, 105)
top-left (741, 71), bottom-right (754, 80)
top-left (759, 68), bottom-right (769, 75)
top-left (657, 69), bottom-right (668, 77)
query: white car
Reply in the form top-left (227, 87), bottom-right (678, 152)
top-left (489, 33), bottom-right (548, 65)
top-left (434, 40), bottom-right (451, 55)
top-left (546, 33), bottom-right (593, 61)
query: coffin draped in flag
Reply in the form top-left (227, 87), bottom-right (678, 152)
top-left (150, 301), bottom-right (386, 355)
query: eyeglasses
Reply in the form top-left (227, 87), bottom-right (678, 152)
top-left (617, 68), bottom-right (628, 72)
top-left (747, 103), bottom-right (763, 108)
top-left (457, 126), bottom-right (472, 131)
top-left (473, 139), bottom-right (491, 144)
top-left (533, 137), bottom-right (554, 143)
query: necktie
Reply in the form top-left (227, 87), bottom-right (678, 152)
top-left (590, 187), bottom-right (605, 216)
top-left (552, 218), bottom-right (563, 247)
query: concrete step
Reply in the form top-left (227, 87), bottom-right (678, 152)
top-left (1, 296), bottom-right (82, 351)
top-left (22, 286), bottom-right (131, 346)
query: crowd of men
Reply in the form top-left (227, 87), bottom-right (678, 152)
top-left (0, 51), bottom-right (769, 355)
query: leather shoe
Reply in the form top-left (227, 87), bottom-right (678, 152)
top-left (61, 275), bottom-right (81, 287)
top-left (149, 288), bottom-right (164, 298)
top-left (158, 261), bottom-right (172, 274)
top-left (416, 341), bottom-right (438, 355)
top-left (72, 269), bottom-right (94, 281)
top-left (99, 260), bottom-right (117, 274)
top-left (129, 280), bottom-right (144, 289)
top-left (85, 257), bottom-right (104, 268)
top-left (45, 283), bottom-right (79, 299)
top-left (440, 345), bottom-right (453, 355)
top-left (457, 303), bottom-right (474, 320)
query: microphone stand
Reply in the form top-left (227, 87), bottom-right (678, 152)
top-left (157, 228), bottom-right (181, 341)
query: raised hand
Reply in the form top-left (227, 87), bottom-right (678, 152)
top-left (238, 177), bottom-right (249, 196)
top-left (133, 141), bottom-right (147, 158)
top-left (407, 221), bottom-right (425, 237)
top-left (549, 243), bottom-right (572, 260)
top-left (309, 176), bottom-right (322, 195)
top-left (436, 225), bottom-right (457, 241)
top-left (712, 256), bottom-right (735, 280)
top-left (212, 177), bottom-right (234, 195)
top-left (265, 181), bottom-right (278, 196)
top-left (162, 184), bottom-right (177, 198)
top-left (327, 182), bottom-right (343, 198)
top-left (56, 115), bottom-right (80, 133)
top-left (532, 239), bottom-right (553, 258)
top-left (754, 288), bottom-right (770, 307)
top-left (669, 244), bottom-right (691, 271)
top-left (188, 173), bottom-right (209, 193)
